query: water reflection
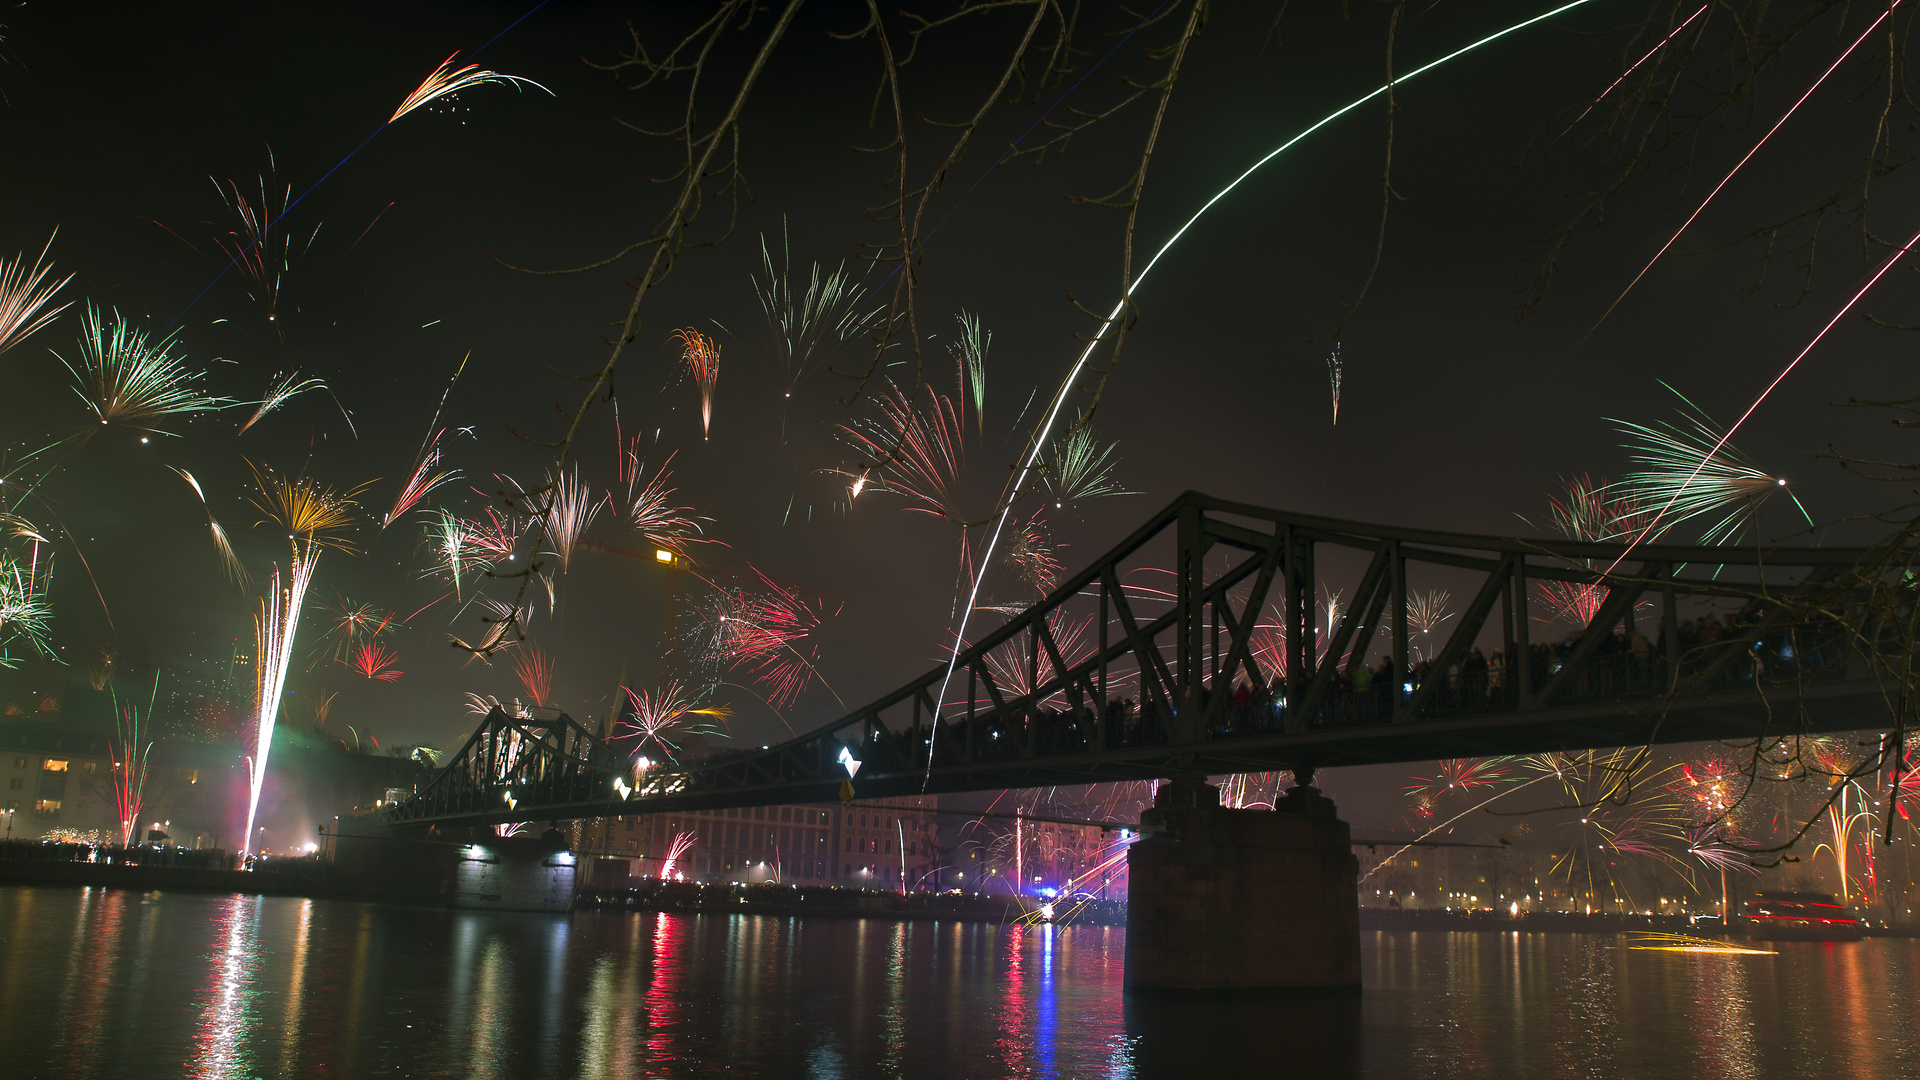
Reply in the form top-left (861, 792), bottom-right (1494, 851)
top-left (190, 895), bottom-right (261, 1079)
top-left (4, 886), bottom-right (1920, 1079)
top-left (643, 913), bottom-right (688, 1070)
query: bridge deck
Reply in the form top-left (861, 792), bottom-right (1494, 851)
top-left (388, 491), bottom-right (1900, 828)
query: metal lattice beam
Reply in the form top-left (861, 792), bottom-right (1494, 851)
top-left (388, 491), bottom-right (1897, 828)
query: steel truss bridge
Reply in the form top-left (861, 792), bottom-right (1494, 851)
top-left (389, 491), bottom-right (1892, 829)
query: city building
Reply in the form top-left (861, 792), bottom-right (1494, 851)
top-left (575, 794), bottom-right (941, 888)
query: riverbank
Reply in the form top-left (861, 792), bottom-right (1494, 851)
top-left (576, 880), bottom-right (1127, 925)
top-left (1358, 906), bottom-right (1920, 937)
top-left (0, 856), bottom-right (1124, 924)
top-left (0, 857), bottom-right (328, 897)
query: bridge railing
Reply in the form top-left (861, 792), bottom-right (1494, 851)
top-left (388, 491), bottom-right (1898, 825)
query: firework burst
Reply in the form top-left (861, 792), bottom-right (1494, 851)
top-left (518, 466), bottom-right (600, 575)
top-left (235, 370), bottom-right (327, 436)
top-left (833, 383), bottom-right (968, 521)
top-left (1405, 757), bottom-right (1515, 801)
top-left (673, 328), bottom-right (722, 440)
top-left (974, 610), bottom-right (1096, 710)
top-left (616, 447), bottom-right (708, 557)
top-left (0, 233), bottom-right (73, 358)
top-left (383, 429), bottom-right (459, 528)
top-left (951, 311), bottom-right (990, 434)
top-left (248, 462), bottom-right (367, 550)
top-left (342, 639), bottom-right (402, 682)
top-left (713, 567), bottom-right (841, 708)
top-left (1042, 425), bottom-right (1135, 510)
top-left (0, 550), bottom-right (53, 669)
top-left (1003, 511), bottom-right (1064, 596)
top-left (1530, 474), bottom-right (1651, 625)
top-left (1250, 605), bottom-right (1287, 681)
top-left (317, 596), bottom-right (390, 661)
top-left (749, 230), bottom-right (881, 399)
top-left (423, 510), bottom-right (485, 596)
top-left (195, 176), bottom-right (317, 324)
top-left (658, 830), bottom-right (697, 880)
top-left (59, 305), bottom-right (226, 438)
top-left (616, 681), bottom-right (730, 762)
top-left (390, 52), bottom-right (552, 123)
top-left (1613, 388), bottom-right (1812, 544)
top-left (1404, 587), bottom-right (1452, 659)
top-left (513, 643), bottom-right (554, 706)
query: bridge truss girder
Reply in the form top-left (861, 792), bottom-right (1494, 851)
top-left (389, 491), bottom-right (1890, 828)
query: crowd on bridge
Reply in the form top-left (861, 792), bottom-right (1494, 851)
top-left (934, 605), bottom-right (1848, 759)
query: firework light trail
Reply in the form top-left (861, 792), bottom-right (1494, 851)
top-left (389, 52), bottom-right (552, 123)
top-left (1563, 4), bottom-right (1710, 132)
top-left (0, 233), bottom-right (73, 357)
top-left (235, 371), bottom-right (327, 436)
top-left (1581, 1), bottom-right (1906, 345)
top-left (241, 467), bottom-right (364, 862)
top-left (1327, 342), bottom-right (1343, 425)
top-left (245, 560), bottom-right (315, 860)
top-left (1606, 216), bottom-right (1920, 574)
top-left (928, 0), bottom-right (1607, 776)
top-left (165, 466), bottom-right (249, 588)
top-left (166, 10), bottom-right (552, 329)
top-left (383, 429), bottom-right (459, 527)
top-left (109, 675), bottom-right (160, 847)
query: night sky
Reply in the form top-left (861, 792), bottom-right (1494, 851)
top-left (3, 0), bottom-right (1913, 832)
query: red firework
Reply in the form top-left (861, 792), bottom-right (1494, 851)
top-left (716, 566), bottom-right (840, 708)
top-left (615, 444), bottom-right (710, 557)
top-left (514, 644), bottom-right (554, 707)
top-left (342, 640), bottom-right (402, 682)
top-left (832, 383), bottom-right (967, 521)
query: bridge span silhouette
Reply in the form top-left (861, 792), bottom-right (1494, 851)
top-left (388, 491), bottom-right (1888, 831)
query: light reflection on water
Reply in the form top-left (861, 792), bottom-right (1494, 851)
top-left (4, 887), bottom-right (1919, 1078)
top-left (190, 894), bottom-right (260, 1079)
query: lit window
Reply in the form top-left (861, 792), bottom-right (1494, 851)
top-left (41, 759), bottom-right (68, 773)
top-left (33, 799), bottom-right (60, 817)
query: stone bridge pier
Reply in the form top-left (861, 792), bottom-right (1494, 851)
top-left (1124, 771), bottom-right (1360, 993)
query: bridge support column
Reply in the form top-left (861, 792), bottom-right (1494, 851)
top-left (1124, 775), bottom-right (1359, 993)
top-left (448, 831), bottom-right (579, 913)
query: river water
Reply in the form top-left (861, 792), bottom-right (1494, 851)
top-left (2, 884), bottom-right (1916, 1078)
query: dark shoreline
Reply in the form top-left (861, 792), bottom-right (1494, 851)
top-left (1359, 906), bottom-right (1920, 938)
top-left (8, 862), bottom-right (1912, 937)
